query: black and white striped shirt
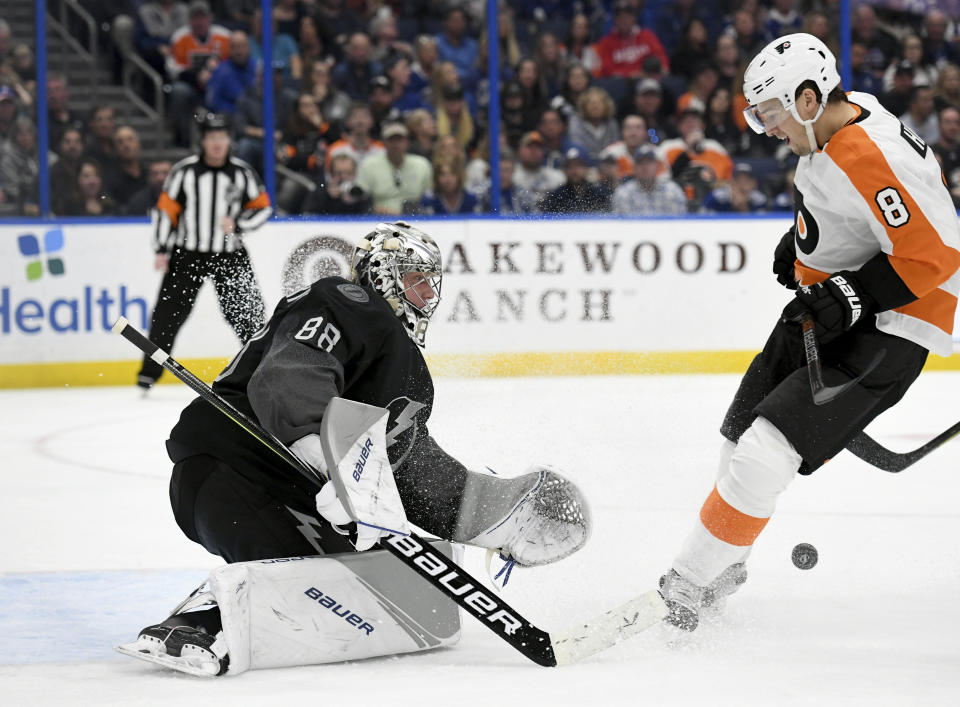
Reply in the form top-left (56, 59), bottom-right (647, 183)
top-left (152, 155), bottom-right (273, 253)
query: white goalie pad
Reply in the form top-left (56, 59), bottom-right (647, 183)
top-left (320, 397), bottom-right (411, 537)
top-left (211, 543), bottom-right (462, 674)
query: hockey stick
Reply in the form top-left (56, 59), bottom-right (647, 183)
top-left (845, 422), bottom-right (960, 472)
top-left (795, 313), bottom-right (958, 472)
top-left (112, 316), bottom-right (667, 667)
top-left (799, 313), bottom-right (885, 405)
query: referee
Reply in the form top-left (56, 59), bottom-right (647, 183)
top-left (137, 113), bottom-right (271, 390)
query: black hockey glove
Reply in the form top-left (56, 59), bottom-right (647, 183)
top-left (781, 272), bottom-right (875, 343)
top-left (772, 226), bottom-right (798, 290)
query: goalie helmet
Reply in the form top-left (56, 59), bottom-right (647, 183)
top-left (352, 222), bottom-right (442, 347)
top-left (742, 33), bottom-right (841, 147)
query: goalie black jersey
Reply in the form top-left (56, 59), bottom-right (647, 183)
top-left (167, 276), bottom-right (467, 534)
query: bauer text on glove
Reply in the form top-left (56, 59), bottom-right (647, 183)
top-left (782, 272), bottom-right (874, 343)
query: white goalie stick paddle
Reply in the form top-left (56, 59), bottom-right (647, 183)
top-left (112, 317), bottom-right (667, 666)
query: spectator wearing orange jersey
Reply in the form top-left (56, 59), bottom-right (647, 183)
top-left (167, 1), bottom-right (231, 146)
top-left (276, 93), bottom-right (332, 213)
top-left (599, 114), bottom-right (650, 180)
top-left (658, 105), bottom-right (733, 186)
top-left (676, 63), bottom-right (719, 116)
top-left (166, 2), bottom-right (230, 80)
top-left (592, 1), bottom-right (670, 79)
top-left (325, 102), bottom-right (384, 174)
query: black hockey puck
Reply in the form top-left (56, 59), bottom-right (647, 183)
top-left (791, 543), bottom-right (818, 570)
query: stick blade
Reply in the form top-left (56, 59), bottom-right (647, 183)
top-left (550, 590), bottom-right (667, 666)
top-left (846, 432), bottom-right (911, 472)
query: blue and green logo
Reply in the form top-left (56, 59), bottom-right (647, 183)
top-left (18, 229), bottom-right (65, 281)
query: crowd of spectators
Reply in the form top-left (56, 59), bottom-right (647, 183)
top-left (3, 1), bottom-right (960, 217)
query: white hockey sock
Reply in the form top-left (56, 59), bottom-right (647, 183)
top-left (674, 417), bottom-right (801, 587)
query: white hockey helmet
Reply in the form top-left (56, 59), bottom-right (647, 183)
top-left (742, 33), bottom-right (841, 146)
top-left (352, 222), bottom-right (442, 347)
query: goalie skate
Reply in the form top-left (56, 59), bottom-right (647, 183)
top-left (116, 623), bottom-right (229, 677)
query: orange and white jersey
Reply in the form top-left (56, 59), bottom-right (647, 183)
top-left (598, 140), bottom-right (635, 180)
top-left (167, 25), bottom-right (230, 76)
top-left (325, 138), bottom-right (385, 173)
top-left (658, 137), bottom-right (734, 182)
top-left (793, 91), bottom-right (960, 356)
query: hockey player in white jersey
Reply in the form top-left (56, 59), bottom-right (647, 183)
top-left (658, 34), bottom-right (960, 630)
top-left (117, 222), bottom-right (591, 675)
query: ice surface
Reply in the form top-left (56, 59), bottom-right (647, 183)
top-left (1, 374), bottom-right (958, 705)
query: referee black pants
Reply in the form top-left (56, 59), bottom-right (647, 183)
top-left (138, 247), bottom-right (266, 386)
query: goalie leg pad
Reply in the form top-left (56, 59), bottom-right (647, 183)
top-left (211, 542), bottom-right (462, 674)
top-left (455, 465), bottom-right (591, 567)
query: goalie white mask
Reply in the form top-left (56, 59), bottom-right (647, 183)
top-left (352, 222), bottom-right (443, 347)
top-left (742, 33), bottom-right (841, 150)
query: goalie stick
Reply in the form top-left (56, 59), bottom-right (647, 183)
top-left (112, 316), bottom-right (667, 667)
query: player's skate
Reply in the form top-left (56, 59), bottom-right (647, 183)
top-left (659, 563), bottom-right (747, 631)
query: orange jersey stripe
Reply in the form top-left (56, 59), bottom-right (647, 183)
top-left (795, 261), bottom-right (957, 332)
top-left (894, 287), bottom-right (958, 334)
top-left (171, 29), bottom-right (230, 69)
top-left (795, 261), bottom-right (830, 286)
top-left (699, 486), bottom-right (770, 547)
top-left (243, 191), bottom-right (270, 210)
top-left (825, 124), bottom-right (960, 297)
top-left (156, 191), bottom-right (182, 226)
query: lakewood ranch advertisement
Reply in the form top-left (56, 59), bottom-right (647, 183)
top-left (2, 217), bottom-right (956, 386)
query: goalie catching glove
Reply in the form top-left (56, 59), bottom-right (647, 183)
top-left (454, 464), bottom-right (591, 567)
